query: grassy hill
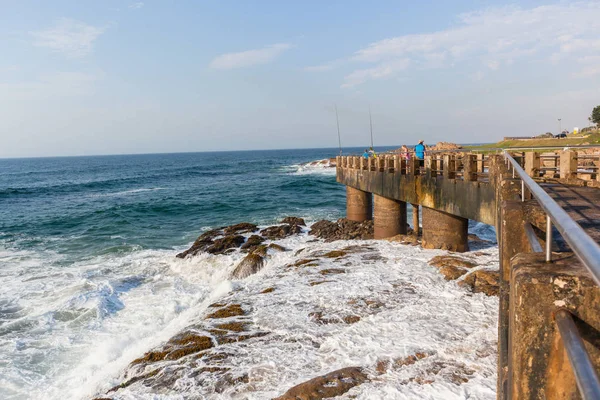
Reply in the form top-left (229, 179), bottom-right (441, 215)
top-left (467, 130), bottom-right (600, 150)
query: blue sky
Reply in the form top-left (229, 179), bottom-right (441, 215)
top-left (1, 1), bottom-right (599, 157)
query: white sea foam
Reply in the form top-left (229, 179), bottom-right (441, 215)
top-left (286, 160), bottom-right (337, 176)
top-left (1, 225), bottom-right (499, 400)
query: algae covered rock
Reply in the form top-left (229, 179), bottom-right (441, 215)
top-left (231, 253), bottom-right (265, 279)
top-left (309, 218), bottom-right (374, 241)
top-left (459, 270), bottom-right (500, 296)
top-left (274, 367), bottom-right (369, 400)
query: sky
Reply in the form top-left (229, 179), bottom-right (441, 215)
top-left (1, 0), bottom-right (599, 157)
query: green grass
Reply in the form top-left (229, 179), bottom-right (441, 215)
top-left (466, 130), bottom-right (600, 151)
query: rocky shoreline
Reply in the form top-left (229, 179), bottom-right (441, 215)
top-left (94, 217), bottom-right (499, 399)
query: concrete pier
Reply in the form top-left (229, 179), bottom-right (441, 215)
top-left (373, 195), bottom-right (407, 239)
top-left (346, 187), bottom-right (372, 222)
top-left (421, 207), bottom-right (469, 252)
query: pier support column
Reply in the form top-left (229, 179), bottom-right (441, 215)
top-left (421, 207), bottom-right (468, 252)
top-left (346, 187), bottom-right (372, 222)
top-left (373, 195), bottom-right (407, 239)
top-left (411, 204), bottom-right (420, 236)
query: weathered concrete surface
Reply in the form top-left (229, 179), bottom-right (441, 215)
top-left (346, 186), bottom-right (372, 222)
top-left (421, 207), bottom-right (469, 252)
top-left (336, 168), bottom-right (496, 225)
top-left (510, 253), bottom-right (600, 400)
top-left (373, 195), bottom-right (407, 239)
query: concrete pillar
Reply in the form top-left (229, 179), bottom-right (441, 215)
top-left (346, 187), bottom-right (372, 222)
top-left (463, 154), bottom-right (478, 181)
top-left (477, 153), bottom-right (484, 173)
top-left (410, 158), bottom-right (421, 175)
top-left (411, 203), bottom-right (420, 236)
top-left (443, 155), bottom-right (456, 179)
top-left (510, 253), bottom-right (600, 399)
top-left (559, 150), bottom-right (577, 180)
top-left (525, 152), bottom-right (540, 178)
top-left (373, 195), bottom-right (407, 239)
top-left (421, 207), bottom-right (468, 252)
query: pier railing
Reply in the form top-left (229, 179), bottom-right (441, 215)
top-left (504, 151), bottom-right (600, 399)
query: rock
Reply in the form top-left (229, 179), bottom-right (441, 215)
top-left (177, 222), bottom-right (258, 258)
top-left (322, 250), bottom-right (347, 258)
top-left (260, 223), bottom-right (303, 239)
top-left (430, 142), bottom-right (463, 151)
top-left (385, 233), bottom-right (420, 245)
top-left (231, 253), bottom-right (265, 279)
top-left (429, 255), bottom-right (477, 281)
top-left (130, 332), bottom-right (214, 365)
top-left (281, 216), bottom-right (306, 226)
top-left (267, 243), bottom-right (287, 252)
top-left (205, 304), bottom-right (245, 319)
top-left (274, 367), bottom-right (369, 400)
top-left (240, 235), bottom-right (265, 251)
top-left (309, 218), bottom-right (374, 242)
top-left (260, 287), bottom-right (275, 294)
top-left (206, 235), bottom-right (245, 255)
top-left (376, 352), bottom-right (430, 374)
top-left (319, 268), bottom-right (346, 275)
top-left (459, 270), bottom-right (500, 296)
top-left (223, 222), bottom-right (258, 235)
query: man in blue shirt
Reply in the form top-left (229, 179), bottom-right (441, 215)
top-left (415, 140), bottom-right (426, 167)
top-left (362, 149), bottom-right (370, 159)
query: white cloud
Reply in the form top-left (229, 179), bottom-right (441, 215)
top-left (129, 2), bottom-right (144, 9)
top-left (338, 2), bottom-right (600, 87)
top-left (341, 59), bottom-right (409, 88)
top-left (209, 43), bottom-right (292, 70)
top-left (31, 18), bottom-right (104, 58)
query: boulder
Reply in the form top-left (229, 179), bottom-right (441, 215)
top-left (429, 255), bottom-right (477, 281)
top-left (231, 253), bottom-right (265, 279)
top-left (274, 367), bottom-right (369, 400)
top-left (260, 223), bottom-right (302, 239)
top-left (177, 222), bottom-right (257, 258)
top-left (459, 270), bottom-right (500, 296)
top-left (309, 218), bottom-right (374, 242)
top-left (281, 216), bottom-right (306, 226)
top-left (240, 235), bottom-right (265, 252)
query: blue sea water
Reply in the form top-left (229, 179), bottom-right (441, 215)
top-left (0, 147), bottom-right (402, 399)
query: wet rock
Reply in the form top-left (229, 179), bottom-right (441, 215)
top-left (130, 332), bottom-right (214, 366)
top-left (406, 361), bottom-right (475, 386)
top-left (385, 233), bottom-right (420, 246)
top-left (206, 304), bottom-right (245, 319)
top-left (376, 352), bottom-right (430, 374)
top-left (309, 280), bottom-right (332, 286)
top-left (428, 255), bottom-right (477, 281)
top-left (319, 268), bottom-right (346, 275)
top-left (291, 258), bottom-right (318, 267)
top-left (281, 216), bottom-right (306, 226)
top-left (459, 270), bottom-right (500, 296)
top-left (260, 223), bottom-right (303, 239)
top-left (267, 243), bottom-right (287, 252)
top-left (261, 287), bottom-right (275, 293)
top-left (322, 250), bottom-right (347, 258)
top-left (206, 235), bottom-right (245, 255)
top-left (231, 253), bottom-right (265, 279)
top-left (240, 235), bottom-right (265, 252)
top-left (177, 223), bottom-right (257, 258)
top-left (309, 218), bottom-right (374, 242)
top-left (223, 222), bottom-right (258, 235)
top-left (309, 311), bottom-right (360, 325)
top-left (274, 367), bottom-right (369, 400)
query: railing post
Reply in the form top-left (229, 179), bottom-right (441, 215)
top-left (525, 152), bottom-right (540, 178)
top-left (393, 155), bottom-right (399, 173)
top-left (560, 150), bottom-right (577, 180)
top-left (463, 154), bottom-right (477, 181)
top-left (359, 156), bottom-right (364, 170)
top-left (477, 153), bottom-right (484, 173)
top-left (383, 155), bottom-right (389, 172)
top-left (443, 154), bottom-right (456, 179)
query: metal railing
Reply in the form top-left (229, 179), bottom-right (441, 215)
top-left (504, 151), bottom-right (600, 399)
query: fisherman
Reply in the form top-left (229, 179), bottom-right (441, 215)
top-left (414, 140), bottom-right (426, 167)
top-left (368, 147), bottom-right (377, 158)
top-left (362, 149), bottom-right (370, 159)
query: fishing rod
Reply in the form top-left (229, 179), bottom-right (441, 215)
top-left (335, 104), bottom-right (342, 156)
top-left (369, 105), bottom-right (374, 148)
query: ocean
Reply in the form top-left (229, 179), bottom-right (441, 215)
top-left (0, 148), bottom-right (498, 399)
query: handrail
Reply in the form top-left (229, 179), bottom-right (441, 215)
top-left (504, 151), bottom-right (600, 287)
top-left (555, 309), bottom-right (600, 400)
